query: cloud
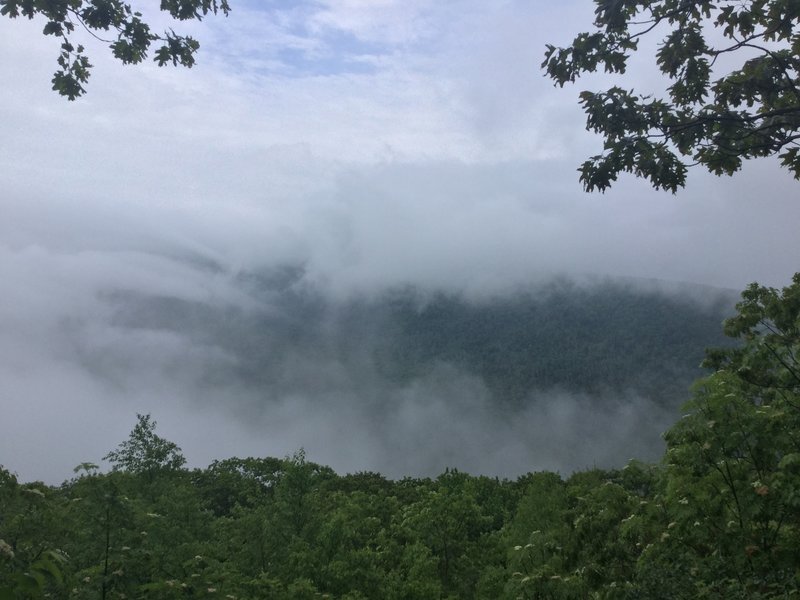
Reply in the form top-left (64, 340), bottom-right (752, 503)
top-left (1, 1), bottom-right (799, 483)
top-left (306, 0), bottom-right (443, 46)
top-left (0, 272), bottom-right (678, 483)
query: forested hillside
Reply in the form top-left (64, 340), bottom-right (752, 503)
top-left (365, 279), bottom-right (733, 404)
top-left (51, 270), bottom-right (733, 477)
top-left (105, 270), bottom-right (734, 408)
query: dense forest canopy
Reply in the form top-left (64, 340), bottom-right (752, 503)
top-left (106, 275), bottom-right (733, 407)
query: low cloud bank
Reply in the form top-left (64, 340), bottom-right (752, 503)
top-left (0, 234), bottom-right (715, 483)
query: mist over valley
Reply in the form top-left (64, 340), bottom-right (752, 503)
top-left (1, 245), bottom-right (736, 482)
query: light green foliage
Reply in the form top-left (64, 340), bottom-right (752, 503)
top-left (398, 470), bottom-right (498, 597)
top-left (104, 413), bottom-right (186, 477)
top-left (507, 466), bottom-right (662, 599)
top-left (66, 472), bottom-right (141, 599)
top-left (505, 472), bottom-right (567, 549)
top-left (0, 549), bottom-right (67, 600)
top-left (641, 275), bottom-right (800, 597)
top-left (0, 468), bottom-right (70, 599)
top-left (543, 0), bottom-right (800, 192)
top-left (0, 0), bottom-right (230, 99)
top-left (704, 272), bottom-right (800, 397)
top-left (638, 374), bottom-right (799, 597)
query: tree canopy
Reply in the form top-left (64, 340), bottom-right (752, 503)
top-left (104, 413), bottom-right (186, 476)
top-left (0, 0), bottom-right (230, 99)
top-left (543, 0), bottom-right (800, 192)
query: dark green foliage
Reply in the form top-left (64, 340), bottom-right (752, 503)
top-left (104, 413), bottom-right (186, 476)
top-left (192, 456), bottom-right (285, 516)
top-left (704, 272), bottom-right (800, 397)
top-left (107, 277), bottom-right (734, 410)
top-left (372, 280), bottom-right (732, 405)
top-left (0, 0), bottom-right (230, 99)
top-left (543, 0), bottom-right (800, 192)
top-left (0, 468), bottom-right (70, 599)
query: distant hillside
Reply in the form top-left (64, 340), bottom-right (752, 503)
top-left (105, 272), bottom-right (736, 410)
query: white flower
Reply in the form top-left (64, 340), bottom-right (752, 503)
top-left (0, 539), bottom-right (14, 559)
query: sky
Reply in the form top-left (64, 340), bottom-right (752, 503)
top-left (1, 0), bottom-right (799, 482)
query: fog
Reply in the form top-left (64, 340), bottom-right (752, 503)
top-left (2, 1), bottom-right (799, 482)
top-left (0, 229), bottom-right (684, 482)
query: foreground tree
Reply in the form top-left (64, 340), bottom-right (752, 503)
top-left (543, 0), bottom-right (800, 192)
top-left (704, 272), bottom-right (800, 396)
top-left (0, 0), bottom-right (230, 99)
top-left (634, 371), bottom-right (800, 597)
top-left (104, 413), bottom-right (186, 479)
top-left (638, 274), bottom-right (800, 597)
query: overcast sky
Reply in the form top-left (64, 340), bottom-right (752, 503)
top-left (1, 0), bottom-right (799, 482)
